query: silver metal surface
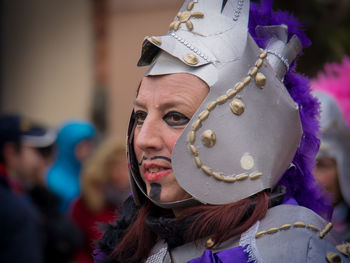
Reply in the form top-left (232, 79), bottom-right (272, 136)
top-left (129, 0), bottom-right (304, 206)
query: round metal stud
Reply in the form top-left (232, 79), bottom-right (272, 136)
top-left (255, 72), bottom-right (266, 89)
top-left (201, 130), bottom-right (216, 148)
top-left (230, 99), bottom-right (245, 116)
top-left (240, 154), bottom-right (254, 170)
top-left (184, 53), bottom-right (199, 65)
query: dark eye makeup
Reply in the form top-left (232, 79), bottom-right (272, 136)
top-left (134, 110), bottom-right (147, 126)
top-left (163, 111), bottom-right (190, 126)
top-left (134, 110), bottom-right (190, 127)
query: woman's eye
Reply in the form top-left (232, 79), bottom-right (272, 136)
top-left (134, 111), bottom-right (147, 126)
top-left (163, 111), bottom-right (189, 126)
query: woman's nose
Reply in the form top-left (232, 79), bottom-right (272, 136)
top-left (134, 116), bottom-right (163, 153)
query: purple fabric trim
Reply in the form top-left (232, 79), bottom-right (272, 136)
top-left (249, 1), bottom-right (332, 219)
top-left (282, 196), bottom-right (299, 206)
top-left (188, 245), bottom-right (249, 263)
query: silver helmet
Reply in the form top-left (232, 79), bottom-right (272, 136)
top-left (313, 91), bottom-right (350, 206)
top-left (128, 0), bottom-right (303, 207)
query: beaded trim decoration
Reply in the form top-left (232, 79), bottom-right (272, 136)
top-left (169, 1), bottom-right (204, 31)
top-left (233, 0), bottom-right (245, 21)
top-left (170, 32), bottom-right (210, 62)
top-left (267, 50), bottom-right (290, 72)
top-left (255, 221), bottom-right (333, 239)
top-left (186, 49), bottom-right (267, 182)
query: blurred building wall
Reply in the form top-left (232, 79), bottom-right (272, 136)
top-left (1, 0), bottom-right (94, 127)
top-left (106, 1), bottom-right (182, 139)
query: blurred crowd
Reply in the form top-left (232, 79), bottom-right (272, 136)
top-left (0, 115), bottom-right (130, 263)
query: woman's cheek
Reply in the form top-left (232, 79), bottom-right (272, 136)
top-left (168, 131), bottom-right (182, 152)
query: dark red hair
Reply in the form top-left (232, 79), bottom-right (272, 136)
top-left (112, 191), bottom-right (268, 262)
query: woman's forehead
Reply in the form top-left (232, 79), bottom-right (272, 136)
top-left (135, 74), bottom-right (208, 109)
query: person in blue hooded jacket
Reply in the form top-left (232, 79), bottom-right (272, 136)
top-left (47, 120), bottom-right (96, 213)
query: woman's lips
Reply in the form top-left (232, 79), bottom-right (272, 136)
top-left (144, 167), bottom-right (172, 182)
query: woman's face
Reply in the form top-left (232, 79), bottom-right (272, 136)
top-left (314, 156), bottom-right (342, 205)
top-left (133, 73), bottom-right (209, 203)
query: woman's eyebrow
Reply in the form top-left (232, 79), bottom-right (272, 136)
top-left (133, 100), bottom-right (146, 109)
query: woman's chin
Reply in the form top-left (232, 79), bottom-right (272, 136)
top-left (147, 188), bottom-right (191, 203)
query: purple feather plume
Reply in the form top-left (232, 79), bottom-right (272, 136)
top-left (249, 1), bottom-right (332, 219)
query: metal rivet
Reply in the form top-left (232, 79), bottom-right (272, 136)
top-left (150, 36), bottom-right (162, 45)
top-left (240, 154), bottom-right (254, 170)
top-left (188, 131), bottom-right (196, 144)
top-left (184, 53), bottom-right (199, 65)
top-left (326, 252), bottom-right (342, 263)
top-left (255, 72), bottom-right (266, 89)
top-left (230, 98), bottom-right (245, 116)
top-left (201, 130), bottom-right (216, 148)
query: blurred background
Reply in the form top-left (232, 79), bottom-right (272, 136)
top-left (1, 0), bottom-right (349, 138)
